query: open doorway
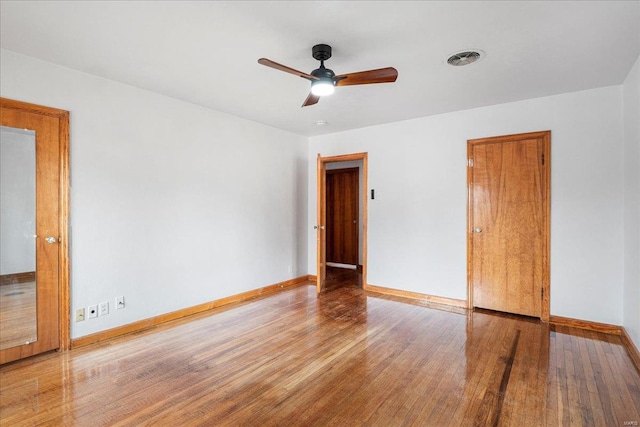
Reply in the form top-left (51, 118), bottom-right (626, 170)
top-left (325, 164), bottom-right (362, 290)
top-left (316, 153), bottom-right (367, 293)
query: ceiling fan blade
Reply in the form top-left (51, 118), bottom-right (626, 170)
top-left (301, 93), bottom-right (320, 107)
top-left (258, 58), bottom-right (319, 81)
top-left (334, 67), bottom-right (398, 86)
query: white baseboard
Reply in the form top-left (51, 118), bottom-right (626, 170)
top-left (326, 262), bottom-right (358, 269)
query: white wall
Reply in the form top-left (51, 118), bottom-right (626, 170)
top-left (623, 55), bottom-right (640, 349)
top-left (0, 127), bottom-right (36, 275)
top-left (0, 45), bottom-right (632, 339)
top-left (0, 49), bottom-right (308, 339)
top-left (309, 86), bottom-right (624, 325)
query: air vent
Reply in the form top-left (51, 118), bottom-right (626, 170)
top-left (447, 50), bottom-right (483, 66)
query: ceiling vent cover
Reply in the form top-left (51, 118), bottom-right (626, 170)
top-left (447, 50), bottom-right (483, 66)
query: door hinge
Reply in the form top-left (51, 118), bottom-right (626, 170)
top-left (541, 153), bottom-right (545, 165)
top-left (541, 288), bottom-right (544, 300)
top-left (468, 158), bottom-right (474, 167)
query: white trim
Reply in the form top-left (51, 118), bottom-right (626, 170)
top-left (326, 262), bottom-right (357, 270)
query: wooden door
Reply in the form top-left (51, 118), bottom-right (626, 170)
top-left (0, 98), bottom-right (69, 364)
top-left (467, 131), bottom-right (550, 320)
top-left (326, 168), bottom-right (359, 266)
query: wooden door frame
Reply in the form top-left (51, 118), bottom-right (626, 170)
top-left (466, 131), bottom-right (550, 321)
top-left (317, 152), bottom-right (368, 293)
top-left (0, 98), bottom-right (71, 353)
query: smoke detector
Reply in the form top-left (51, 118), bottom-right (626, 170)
top-left (447, 50), bottom-right (484, 66)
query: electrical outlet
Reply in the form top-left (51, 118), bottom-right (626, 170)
top-left (115, 296), bottom-right (125, 309)
top-left (75, 308), bottom-right (85, 322)
top-left (99, 301), bottom-right (109, 316)
top-left (88, 305), bottom-right (98, 319)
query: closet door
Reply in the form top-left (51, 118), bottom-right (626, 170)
top-left (468, 131), bottom-right (550, 319)
top-left (1, 98), bottom-right (69, 364)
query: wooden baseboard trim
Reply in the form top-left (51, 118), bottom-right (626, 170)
top-left (621, 327), bottom-right (640, 373)
top-left (0, 271), bottom-right (36, 286)
top-left (364, 283), bottom-right (467, 309)
top-left (71, 275), bottom-right (313, 349)
top-left (549, 315), bottom-right (622, 335)
top-left (308, 275), bottom-right (317, 281)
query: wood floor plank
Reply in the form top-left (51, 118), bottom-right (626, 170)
top-left (545, 328), bottom-right (559, 426)
top-left (2, 270), bottom-right (640, 426)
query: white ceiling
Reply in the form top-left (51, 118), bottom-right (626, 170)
top-left (1, 1), bottom-right (638, 137)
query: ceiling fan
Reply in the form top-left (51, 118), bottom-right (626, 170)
top-left (258, 44), bottom-right (398, 107)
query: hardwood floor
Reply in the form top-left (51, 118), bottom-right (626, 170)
top-left (324, 265), bottom-right (362, 291)
top-left (1, 279), bottom-right (639, 426)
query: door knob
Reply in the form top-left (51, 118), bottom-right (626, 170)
top-left (314, 225), bottom-right (325, 230)
top-left (474, 228), bottom-right (482, 233)
top-left (45, 236), bottom-right (57, 244)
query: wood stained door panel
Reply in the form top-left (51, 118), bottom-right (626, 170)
top-left (326, 168), bottom-right (358, 266)
top-left (468, 131), bottom-right (550, 319)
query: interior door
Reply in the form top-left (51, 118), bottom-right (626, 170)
top-left (326, 168), bottom-right (358, 266)
top-left (468, 131), bottom-right (550, 319)
top-left (0, 98), bottom-right (69, 364)
top-left (316, 155), bottom-right (327, 293)
top-left (317, 152), bottom-right (368, 294)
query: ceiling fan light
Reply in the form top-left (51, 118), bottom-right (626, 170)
top-left (311, 79), bottom-right (335, 96)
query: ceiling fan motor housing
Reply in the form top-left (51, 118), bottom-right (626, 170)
top-left (311, 67), bottom-right (335, 79)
